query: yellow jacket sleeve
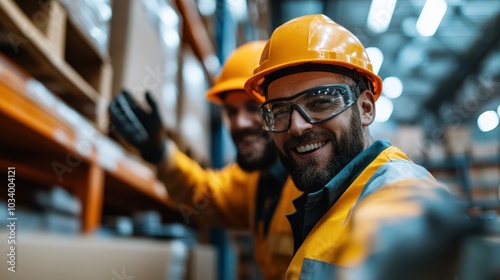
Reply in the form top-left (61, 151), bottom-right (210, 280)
top-left (158, 142), bottom-right (259, 229)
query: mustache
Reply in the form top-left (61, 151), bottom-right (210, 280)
top-left (232, 128), bottom-right (271, 142)
top-left (284, 131), bottom-right (334, 150)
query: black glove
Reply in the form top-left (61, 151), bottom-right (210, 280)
top-left (109, 90), bottom-right (165, 164)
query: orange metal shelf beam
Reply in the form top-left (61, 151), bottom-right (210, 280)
top-left (0, 54), bottom-right (169, 233)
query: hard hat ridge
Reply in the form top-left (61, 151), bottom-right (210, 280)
top-left (244, 14), bottom-right (383, 103)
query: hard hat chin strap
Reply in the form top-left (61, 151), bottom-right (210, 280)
top-left (262, 63), bottom-right (373, 97)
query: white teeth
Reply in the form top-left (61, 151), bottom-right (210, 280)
top-left (296, 141), bottom-right (326, 153)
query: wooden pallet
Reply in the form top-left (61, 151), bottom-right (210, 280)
top-left (0, 0), bottom-right (112, 131)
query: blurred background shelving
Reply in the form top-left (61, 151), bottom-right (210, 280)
top-left (0, 0), bottom-right (215, 279)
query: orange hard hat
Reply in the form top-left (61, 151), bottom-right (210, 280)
top-left (244, 14), bottom-right (383, 103)
top-left (206, 40), bottom-right (267, 104)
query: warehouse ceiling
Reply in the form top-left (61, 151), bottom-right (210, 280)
top-left (267, 0), bottom-right (500, 139)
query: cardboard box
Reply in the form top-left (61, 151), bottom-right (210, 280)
top-left (108, 0), bottom-right (211, 165)
top-left (185, 244), bottom-right (217, 280)
top-left (0, 231), bottom-right (189, 280)
top-left (443, 126), bottom-right (472, 156)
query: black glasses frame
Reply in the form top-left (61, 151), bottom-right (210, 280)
top-left (258, 83), bottom-right (361, 132)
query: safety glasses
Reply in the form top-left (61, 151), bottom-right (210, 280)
top-left (258, 83), bottom-right (360, 132)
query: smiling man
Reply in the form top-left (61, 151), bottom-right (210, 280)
top-left (267, 71), bottom-right (368, 194)
top-left (245, 14), bottom-right (471, 279)
top-left (109, 41), bottom-right (301, 279)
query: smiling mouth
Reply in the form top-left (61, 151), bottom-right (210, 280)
top-left (295, 141), bottom-right (327, 154)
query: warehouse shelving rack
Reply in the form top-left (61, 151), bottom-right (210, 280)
top-left (0, 0), bottom-right (113, 130)
top-left (0, 0), bottom-right (173, 233)
top-left (421, 152), bottom-right (500, 214)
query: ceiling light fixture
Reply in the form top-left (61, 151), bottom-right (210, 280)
top-left (383, 77), bottom-right (403, 98)
top-left (375, 96), bottom-right (394, 122)
top-left (416, 0), bottom-right (448, 37)
top-left (366, 47), bottom-right (384, 75)
top-left (367, 0), bottom-right (398, 34)
top-left (477, 110), bottom-right (499, 132)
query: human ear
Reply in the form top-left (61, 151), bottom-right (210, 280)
top-left (357, 90), bottom-right (376, 126)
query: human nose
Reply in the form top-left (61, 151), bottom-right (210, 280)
top-left (233, 110), bottom-right (255, 130)
top-left (287, 109), bottom-right (313, 136)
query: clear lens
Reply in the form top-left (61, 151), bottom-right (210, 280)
top-left (258, 84), bottom-right (359, 132)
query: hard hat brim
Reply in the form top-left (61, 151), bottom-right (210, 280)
top-left (206, 77), bottom-right (249, 104)
top-left (244, 58), bottom-right (383, 104)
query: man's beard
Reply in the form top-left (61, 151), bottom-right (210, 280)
top-left (232, 129), bottom-right (278, 171)
top-left (277, 107), bottom-right (365, 193)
